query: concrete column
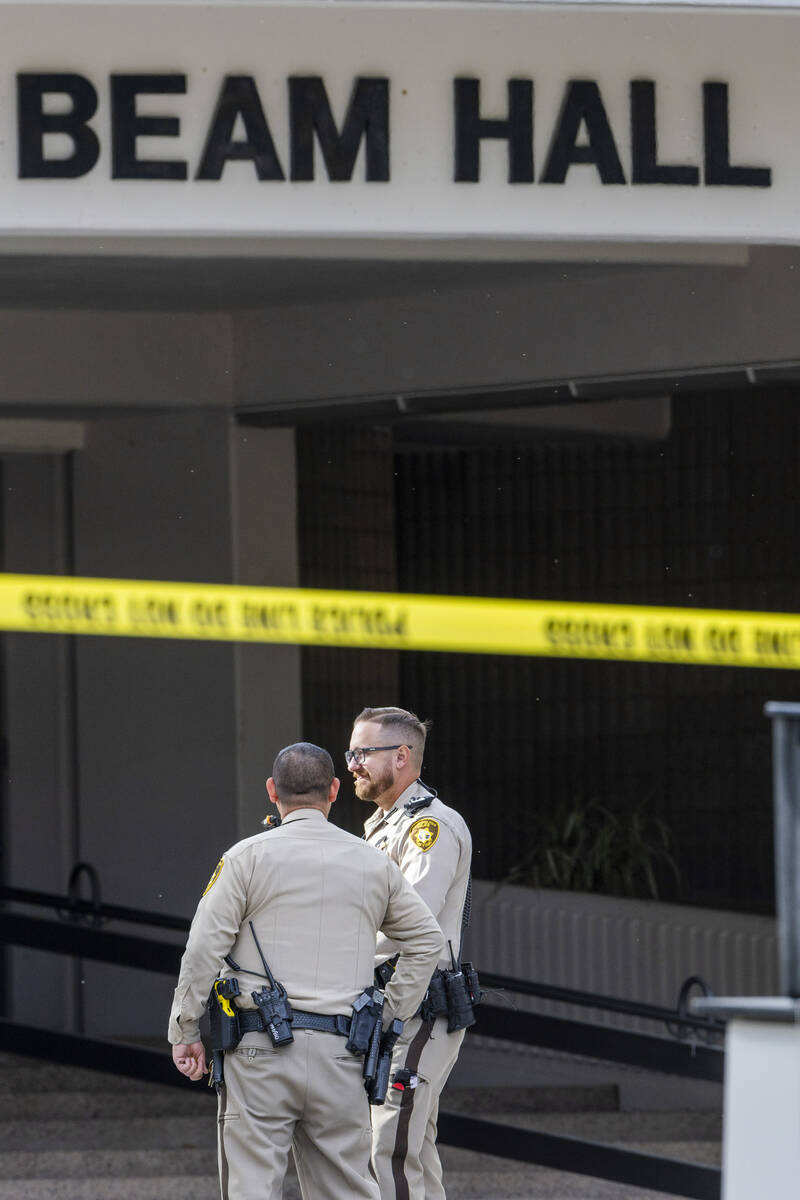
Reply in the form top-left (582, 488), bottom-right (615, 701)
top-left (2, 453), bottom-right (80, 1029)
top-left (229, 423), bottom-right (302, 839)
top-left (69, 410), bottom-right (240, 1036)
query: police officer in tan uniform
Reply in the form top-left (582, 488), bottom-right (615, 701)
top-left (348, 708), bottom-right (473, 1200)
top-left (169, 741), bottom-right (444, 1200)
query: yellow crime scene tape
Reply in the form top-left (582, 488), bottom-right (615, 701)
top-left (1, 572), bottom-right (800, 670)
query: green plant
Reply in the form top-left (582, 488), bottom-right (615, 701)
top-left (504, 798), bottom-right (680, 900)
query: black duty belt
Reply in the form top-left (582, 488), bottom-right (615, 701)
top-left (238, 1008), bottom-right (352, 1037)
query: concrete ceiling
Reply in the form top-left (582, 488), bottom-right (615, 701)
top-left (0, 245), bottom-right (748, 312)
top-left (0, 243), bottom-right (796, 448)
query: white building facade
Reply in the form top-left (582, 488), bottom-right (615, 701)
top-left (2, 0), bottom-right (799, 1037)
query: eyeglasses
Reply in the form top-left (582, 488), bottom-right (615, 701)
top-left (345, 745), bottom-right (406, 767)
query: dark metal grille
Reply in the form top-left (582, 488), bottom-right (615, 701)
top-left (296, 425), bottom-right (399, 833)
top-left (394, 393), bottom-right (800, 912)
top-left (295, 396), bottom-right (800, 909)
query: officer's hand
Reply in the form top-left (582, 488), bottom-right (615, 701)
top-left (172, 1041), bottom-right (208, 1081)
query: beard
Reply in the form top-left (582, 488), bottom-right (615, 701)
top-left (353, 761), bottom-right (395, 803)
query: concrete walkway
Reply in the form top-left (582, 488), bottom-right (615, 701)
top-left (0, 1042), bottom-right (722, 1199)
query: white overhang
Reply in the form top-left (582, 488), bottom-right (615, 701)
top-left (0, 0), bottom-right (795, 254)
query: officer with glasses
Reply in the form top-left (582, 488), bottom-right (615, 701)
top-left (347, 707), bottom-right (473, 1200)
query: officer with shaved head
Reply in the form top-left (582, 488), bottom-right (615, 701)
top-left (169, 740), bottom-right (444, 1200)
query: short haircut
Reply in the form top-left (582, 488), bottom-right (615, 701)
top-left (353, 706), bottom-right (430, 765)
top-left (272, 742), bottom-right (335, 803)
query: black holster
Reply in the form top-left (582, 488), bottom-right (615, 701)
top-left (374, 956), bottom-right (398, 989)
top-left (207, 977), bottom-right (243, 1089)
top-left (442, 967), bottom-right (477, 1033)
top-left (419, 963), bottom-right (482, 1032)
top-left (251, 984), bottom-right (294, 1047)
top-left (347, 986), bottom-right (384, 1058)
top-left (347, 986), bottom-right (399, 1101)
top-left (367, 1018), bottom-right (404, 1106)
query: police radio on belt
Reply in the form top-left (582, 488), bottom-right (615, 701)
top-left (248, 922), bottom-right (294, 1047)
top-left (206, 925), bottom-right (403, 1104)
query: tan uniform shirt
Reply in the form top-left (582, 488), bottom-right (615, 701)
top-left (364, 782), bottom-right (472, 970)
top-left (168, 807), bottom-right (444, 1044)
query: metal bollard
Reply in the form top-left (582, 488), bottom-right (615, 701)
top-left (764, 701), bottom-right (800, 998)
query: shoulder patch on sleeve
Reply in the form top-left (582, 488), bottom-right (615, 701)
top-left (202, 858), bottom-right (224, 896)
top-left (408, 817), bottom-right (439, 852)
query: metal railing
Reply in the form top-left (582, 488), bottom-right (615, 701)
top-left (0, 878), bottom-right (723, 1199)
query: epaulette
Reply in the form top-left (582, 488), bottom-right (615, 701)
top-left (261, 814), bottom-right (282, 830)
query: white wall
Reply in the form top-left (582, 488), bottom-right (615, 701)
top-left (467, 882), bottom-right (779, 1026)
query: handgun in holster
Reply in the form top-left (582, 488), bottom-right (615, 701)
top-left (347, 986), bottom-right (385, 1058)
top-left (367, 1018), bottom-right (404, 1105)
top-left (347, 985), bottom-right (392, 1098)
top-left (207, 977), bottom-right (242, 1090)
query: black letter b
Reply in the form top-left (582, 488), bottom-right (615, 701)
top-left (18, 74), bottom-right (100, 178)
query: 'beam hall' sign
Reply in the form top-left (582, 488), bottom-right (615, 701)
top-left (17, 74), bottom-right (771, 188)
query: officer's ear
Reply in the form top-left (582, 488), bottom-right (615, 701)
top-left (266, 777), bottom-right (280, 807)
top-left (396, 744), bottom-right (412, 770)
top-left (328, 777), bottom-right (341, 806)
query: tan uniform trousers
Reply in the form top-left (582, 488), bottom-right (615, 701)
top-left (371, 1016), bottom-right (465, 1200)
top-left (218, 1030), bottom-right (379, 1200)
